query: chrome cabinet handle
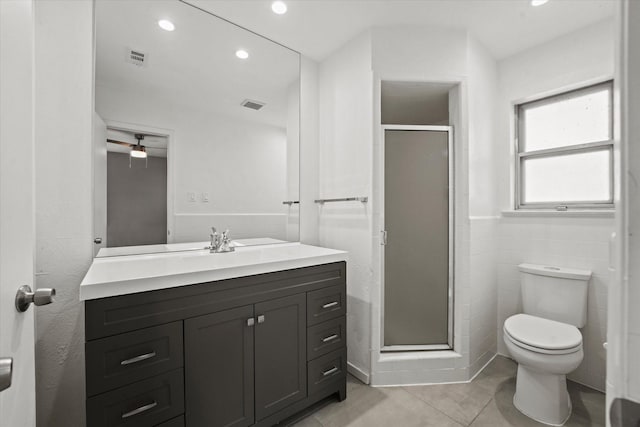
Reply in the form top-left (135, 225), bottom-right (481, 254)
top-left (120, 352), bottom-right (156, 366)
top-left (322, 334), bottom-right (339, 343)
top-left (322, 301), bottom-right (338, 309)
top-left (322, 367), bottom-right (338, 376)
top-left (257, 315), bottom-right (265, 324)
top-left (247, 318), bottom-right (255, 327)
top-left (122, 401), bottom-right (157, 418)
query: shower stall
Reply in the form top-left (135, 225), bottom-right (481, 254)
top-left (381, 125), bottom-right (454, 351)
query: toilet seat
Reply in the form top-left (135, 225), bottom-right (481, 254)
top-left (504, 314), bottom-right (582, 355)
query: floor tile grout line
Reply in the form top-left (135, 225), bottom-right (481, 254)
top-left (311, 414), bottom-right (324, 427)
top-left (397, 386), bottom-right (468, 426)
top-left (467, 396), bottom-right (495, 426)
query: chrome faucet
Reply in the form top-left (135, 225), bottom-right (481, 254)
top-left (207, 227), bottom-right (235, 253)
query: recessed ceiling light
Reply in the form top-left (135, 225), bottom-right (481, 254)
top-left (271, 1), bottom-right (287, 15)
top-left (235, 49), bottom-right (249, 59)
top-left (531, 0), bottom-right (549, 6)
top-left (158, 19), bottom-right (175, 31)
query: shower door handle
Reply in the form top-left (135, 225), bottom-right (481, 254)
top-left (381, 230), bottom-right (388, 245)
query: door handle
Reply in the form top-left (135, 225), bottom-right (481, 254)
top-left (381, 230), bottom-right (388, 245)
top-left (15, 285), bottom-right (56, 313)
top-left (0, 358), bottom-right (12, 392)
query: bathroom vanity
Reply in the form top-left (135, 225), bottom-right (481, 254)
top-left (80, 243), bottom-right (348, 427)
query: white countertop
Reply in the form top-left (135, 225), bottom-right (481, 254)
top-left (80, 243), bottom-right (348, 301)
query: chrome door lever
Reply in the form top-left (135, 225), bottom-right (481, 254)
top-left (0, 358), bottom-right (12, 392)
top-left (15, 285), bottom-right (56, 313)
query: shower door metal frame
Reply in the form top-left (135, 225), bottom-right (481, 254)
top-left (380, 124), bottom-right (454, 352)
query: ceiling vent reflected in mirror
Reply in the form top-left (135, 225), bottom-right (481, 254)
top-left (241, 99), bottom-right (266, 111)
top-left (125, 47), bottom-right (147, 67)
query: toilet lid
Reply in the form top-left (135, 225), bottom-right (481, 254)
top-left (504, 314), bottom-right (582, 351)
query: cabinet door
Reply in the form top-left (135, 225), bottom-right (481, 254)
top-left (185, 305), bottom-right (254, 427)
top-left (254, 294), bottom-right (307, 420)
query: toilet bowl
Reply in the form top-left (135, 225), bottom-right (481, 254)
top-left (504, 264), bottom-right (591, 426)
top-left (503, 314), bottom-right (583, 426)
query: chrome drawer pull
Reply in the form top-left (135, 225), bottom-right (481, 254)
top-left (322, 334), bottom-right (339, 343)
top-left (121, 401), bottom-right (157, 418)
top-left (120, 352), bottom-right (157, 366)
top-left (322, 301), bottom-right (338, 309)
top-left (322, 366), bottom-right (338, 376)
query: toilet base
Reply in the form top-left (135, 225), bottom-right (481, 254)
top-left (513, 364), bottom-right (572, 426)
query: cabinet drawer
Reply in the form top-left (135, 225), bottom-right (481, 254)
top-left (87, 369), bottom-right (184, 427)
top-left (307, 285), bottom-right (346, 326)
top-left (307, 316), bottom-right (346, 360)
top-left (307, 349), bottom-right (347, 396)
top-left (156, 415), bottom-right (184, 427)
top-left (86, 321), bottom-right (183, 396)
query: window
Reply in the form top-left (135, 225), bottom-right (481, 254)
top-left (515, 81), bottom-right (613, 210)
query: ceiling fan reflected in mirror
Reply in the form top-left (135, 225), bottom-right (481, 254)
top-left (106, 133), bottom-right (166, 168)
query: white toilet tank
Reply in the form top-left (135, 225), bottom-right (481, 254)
top-left (518, 263), bottom-right (592, 327)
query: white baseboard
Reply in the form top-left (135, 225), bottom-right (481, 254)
top-left (347, 361), bottom-right (370, 384)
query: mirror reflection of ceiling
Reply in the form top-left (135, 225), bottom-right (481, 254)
top-left (95, 0), bottom-right (300, 129)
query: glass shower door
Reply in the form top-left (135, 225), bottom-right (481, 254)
top-left (382, 126), bottom-right (453, 350)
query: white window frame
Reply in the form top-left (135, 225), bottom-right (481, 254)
top-left (515, 81), bottom-right (614, 211)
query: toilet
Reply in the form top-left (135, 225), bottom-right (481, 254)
top-left (503, 263), bottom-right (591, 426)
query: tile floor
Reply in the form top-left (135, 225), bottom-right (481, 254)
top-left (292, 356), bottom-right (605, 427)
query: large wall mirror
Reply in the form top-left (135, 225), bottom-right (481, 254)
top-left (93, 0), bottom-right (300, 256)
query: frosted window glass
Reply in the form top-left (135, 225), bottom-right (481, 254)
top-left (523, 150), bottom-right (611, 204)
top-left (522, 89), bottom-right (611, 152)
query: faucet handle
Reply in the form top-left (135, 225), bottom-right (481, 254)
top-left (221, 230), bottom-right (234, 252)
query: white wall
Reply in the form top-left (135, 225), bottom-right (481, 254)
top-left (467, 36), bottom-right (500, 376)
top-left (96, 84), bottom-right (290, 242)
top-left (34, 1), bottom-right (94, 425)
top-left (496, 19), bottom-right (615, 392)
top-left (318, 31), bottom-right (374, 380)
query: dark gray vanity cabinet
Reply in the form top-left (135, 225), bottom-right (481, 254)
top-left (254, 294), bottom-right (307, 420)
top-left (184, 305), bottom-right (255, 427)
top-left (85, 261), bottom-right (346, 427)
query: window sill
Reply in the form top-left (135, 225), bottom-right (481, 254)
top-left (501, 209), bottom-right (615, 218)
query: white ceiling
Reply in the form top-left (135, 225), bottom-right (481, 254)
top-left (186, 0), bottom-right (614, 61)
